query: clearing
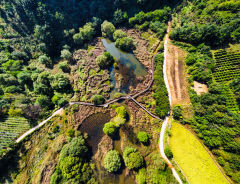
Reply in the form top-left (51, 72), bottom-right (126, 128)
top-left (169, 122), bottom-right (229, 184)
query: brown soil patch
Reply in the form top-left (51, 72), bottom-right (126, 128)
top-left (166, 35), bottom-right (190, 106)
top-left (193, 81), bottom-right (208, 95)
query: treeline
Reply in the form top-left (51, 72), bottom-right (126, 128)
top-left (153, 53), bottom-right (170, 118)
top-left (170, 0), bottom-right (240, 47)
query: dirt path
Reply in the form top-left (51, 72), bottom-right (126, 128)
top-left (165, 33), bottom-right (190, 106)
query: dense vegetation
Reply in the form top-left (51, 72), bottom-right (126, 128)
top-left (153, 53), bottom-right (170, 118)
top-left (104, 150), bottom-right (122, 172)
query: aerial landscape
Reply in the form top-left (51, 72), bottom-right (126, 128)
top-left (0, 0), bottom-right (239, 184)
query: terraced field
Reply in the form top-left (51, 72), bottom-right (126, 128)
top-left (0, 117), bottom-right (30, 150)
top-left (213, 50), bottom-right (240, 82)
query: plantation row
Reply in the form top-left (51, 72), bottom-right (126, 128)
top-left (222, 85), bottom-right (239, 112)
top-left (213, 50), bottom-right (240, 82)
top-left (0, 117), bottom-right (29, 150)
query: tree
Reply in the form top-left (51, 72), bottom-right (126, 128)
top-left (91, 95), bottom-right (105, 105)
top-left (115, 37), bottom-right (135, 52)
top-left (101, 21), bottom-right (115, 39)
top-left (61, 49), bottom-right (72, 60)
top-left (113, 30), bottom-right (127, 41)
top-left (104, 150), bottom-right (121, 172)
top-left (164, 147), bottom-right (173, 159)
top-left (58, 61), bottom-right (70, 73)
top-left (35, 95), bottom-right (52, 109)
top-left (96, 52), bottom-right (114, 69)
top-left (103, 122), bottom-right (116, 136)
top-left (172, 105), bottom-right (182, 120)
top-left (17, 72), bottom-right (32, 86)
top-left (123, 147), bottom-right (144, 170)
top-left (38, 54), bottom-right (52, 67)
top-left (59, 156), bottom-right (82, 179)
top-left (115, 106), bottom-right (127, 118)
top-left (137, 131), bottom-right (149, 143)
top-left (113, 9), bottom-right (128, 25)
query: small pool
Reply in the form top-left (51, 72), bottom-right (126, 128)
top-left (102, 39), bottom-right (147, 98)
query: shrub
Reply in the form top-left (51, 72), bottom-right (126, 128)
top-left (104, 150), bottom-right (121, 172)
top-left (115, 106), bottom-right (127, 118)
top-left (123, 147), bottom-right (144, 170)
top-left (66, 129), bottom-right (75, 138)
top-left (113, 115), bottom-right (126, 127)
top-left (58, 61), bottom-right (70, 73)
top-left (103, 122), bottom-right (116, 136)
top-left (164, 147), bottom-right (173, 159)
top-left (61, 49), bottom-right (72, 60)
top-left (58, 98), bottom-right (68, 107)
top-left (91, 95), bottom-right (105, 105)
top-left (96, 52), bottom-right (114, 69)
top-left (115, 37), bottom-right (135, 52)
top-left (101, 21), bottom-right (115, 39)
top-left (35, 95), bottom-right (52, 109)
top-left (38, 55), bottom-right (51, 66)
top-left (113, 30), bottom-right (127, 41)
top-left (137, 131), bottom-right (149, 143)
top-left (17, 72), bottom-right (32, 86)
top-left (172, 105), bottom-right (183, 120)
top-left (136, 168), bottom-right (146, 184)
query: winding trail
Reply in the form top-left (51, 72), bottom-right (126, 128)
top-left (15, 24), bottom-right (183, 184)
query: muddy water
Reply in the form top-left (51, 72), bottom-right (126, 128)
top-left (102, 39), bottom-right (147, 98)
top-left (79, 112), bottom-right (111, 155)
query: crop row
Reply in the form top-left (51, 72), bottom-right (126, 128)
top-left (0, 117), bottom-right (30, 149)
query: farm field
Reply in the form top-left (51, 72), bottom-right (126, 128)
top-left (169, 122), bottom-right (229, 184)
top-left (0, 117), bottom-right (30, 151)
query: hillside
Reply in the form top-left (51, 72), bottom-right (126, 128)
top-left (0, 0), bottom-right (240, 184)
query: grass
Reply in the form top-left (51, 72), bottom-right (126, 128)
top-left (169, 122), bottom-right (229, 184)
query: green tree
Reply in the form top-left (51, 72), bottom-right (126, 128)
top-left (113, 30), bottom-right (127, 41)
top-left (164, 147), bottom-right (173, 159)
top-left (59, 156), bottom-right (82, 179)
top-left (104, 150), bottom-right (122, 172)
top-left (137, 131), bottom-right (149, 143)
top-left (103, 122), bottom-right (116, 136)
top-left (91, 95), bottom-right (105, 105)
top-left (113, 9), bottom-right (128, 25)
top-left (115, 106), bottom-right (127, 118)
top-left (35, 95), bottom-right (52, 109)
top-left (38, 55), bottom-right (52, 67)
top-left (123, 147), bottom-right (144, 170)
top-left (172, 105), bottom-right (182, 120)
top-left (115, 37), bottom-right (135, 52)
top-left (61, 49), bottom-right (72, 60)
top-left (96, 52), bottom-right (114, 69)
top-left (58, 61), bottom-right (70, 73)
top-left (17, 72), bottom-right (32, 86)
top-left (101, 20), bottom-right (115, 39)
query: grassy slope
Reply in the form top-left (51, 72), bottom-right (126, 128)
top-left (169, 122), bottom-right (229, 184)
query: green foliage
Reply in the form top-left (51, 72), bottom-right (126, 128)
top-left (101, 21), bottom-right (115, 39)
top-left (172, 105), bottom-right (182, 120)
top-left (66, 129), bottom-right (75, 138)
top-left (137, 131), bottom-right (149, 143)
top-left (35, 95), bottom-right (52, 109)
top-left (73, 22), bottom-right (95, 45)
top-left (164, 147), bottom-right (173, 159)
top-left (113, 115), bottom-right (126, 127)
top-left (17, 72), bottom-right (32, 86)
top-left (113, 9), bottom-right (128, 25)
top-left (60, 156), bottom-right (82, 179)
top-left (103, 122), bottom-right (116, 136)
top-left (58, 61), bottom-right (70, 73)
top-left (96, 52), bottom-right (114, 69)
top-left (136, 168), bottom-right (146, 184)
top-left (123, 147), bottom-right (144, 170)
top-left (104, 150), bottom-right (122, 172)
top-left (38, 55), bottom-right (52, 67)
top-left (153, 53), bottom-right (169, 118)
top-left (61, 49), bottom-right (72, 60)
top-left (115, 37), bottom-right (135, 52)
top-left (115, 106), bottom-right (127, 118)
top-left (91, 95), bottom-right (105, 105)
top-left (113, 30), bottom-right (127, 41)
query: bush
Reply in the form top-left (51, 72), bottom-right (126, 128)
top-left (113, 30), bottom-right (127, 41)
top-left (115, 37), bottom-right (135, 52)
top-left (61, 49), bottom-right (72, 60)
top-left (101, 20), bottom-right (115, 39)
top-left (96, 52), bottom-right (114, 69)
top-left (136, 168), bottom-right (146, 184)
top-left (115, 106), bottom-right (127, 118)
top-left (103, 122), bottom-right (116, 136)
top-left (164, 147), bottom-right (173, 159)
top-left (35, 95), bottom-right (52, 109)
top-left (58, 98), bottom-right (68, 107)
top-left (172, 105), bottom-right (182, 120)
top-left (38, 55), bottom-right (51, 66)
top-left (137, 131), bottom-right (149, 143)
top-left (91, 95), bottom-right (105, 105)
top-left (123, 147), bottom-right (144, 170)
top-left (104, 150), bottom-right (122, 172)
top-left (58, 61), bottom-right (70, 73)
top-left (113, 115), bottom-right (126, 127)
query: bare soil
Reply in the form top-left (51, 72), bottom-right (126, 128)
top-left (166, 36), bottom-right (190, 106)
top-left (193, 81), bottom-right (208, 95)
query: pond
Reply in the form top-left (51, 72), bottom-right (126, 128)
top-left (102, 39), bottom-right (147, 98)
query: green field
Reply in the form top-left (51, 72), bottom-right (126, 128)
top-left (169, 122), bottom-right (229, 184)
